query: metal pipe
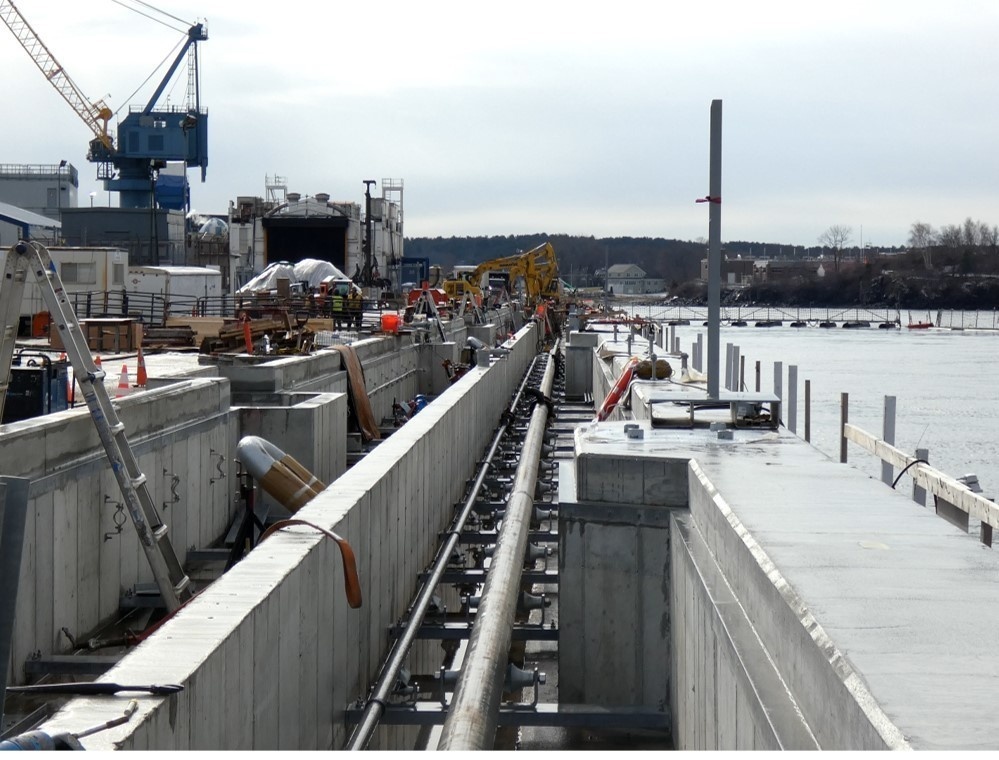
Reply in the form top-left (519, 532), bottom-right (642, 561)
top-left (345, 354), bottom-right (541, 750)
top-left (437, 348), bottom-right (557, 750)
top-left (0, 477), bottom-right (31, 729)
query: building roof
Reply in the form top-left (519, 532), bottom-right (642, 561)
top-left (607, 263), bottom-right (646, 277)
top-left (0, 199), bottom-right (61, 235)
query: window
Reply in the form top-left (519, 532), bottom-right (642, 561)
top-left (61, 262), bottom-right (97, 285)
top-left (112, 263), bottom-right (125, 286)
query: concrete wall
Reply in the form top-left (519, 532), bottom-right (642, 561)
top-left (684, 460), bottom-right (898, 750)
top-left (1, 379), bottom-right (233, 689)
top-left (41, 323), bottom-right (541, 750)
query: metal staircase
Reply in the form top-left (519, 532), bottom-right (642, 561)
top-left (0, 240), bottom-right (193, 612)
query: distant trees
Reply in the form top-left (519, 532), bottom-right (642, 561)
top-left (907, 221), bottom-right (936, 270)
top-left (817, 224), bottom-right (852, 272)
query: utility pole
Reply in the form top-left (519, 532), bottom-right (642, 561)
top-left (362, 180), bottom-right (376, 286)
top-left (706, 100), bottom-right (723, 399)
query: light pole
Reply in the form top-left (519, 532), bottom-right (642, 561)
top-left (57, 159), bottom-right (67, 243)
top-left (89, 191), bottom-right (96, 208)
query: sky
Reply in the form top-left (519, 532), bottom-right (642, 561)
top-left (3, 0), bottom-right (999, 247)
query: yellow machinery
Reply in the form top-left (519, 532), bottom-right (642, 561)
top-left (442, 242), bottom-right (563, 309)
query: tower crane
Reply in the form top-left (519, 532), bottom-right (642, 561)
top-left (0, 0), bottom-right (208, 210)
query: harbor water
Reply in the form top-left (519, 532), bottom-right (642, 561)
top-left (638, 309), bottom-right (999, 498)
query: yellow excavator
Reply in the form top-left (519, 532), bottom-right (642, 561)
top-left (442, 242), bottom-right (563, 309)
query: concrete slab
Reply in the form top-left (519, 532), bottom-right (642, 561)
top-left (574, 420), bottom-right (999, 749)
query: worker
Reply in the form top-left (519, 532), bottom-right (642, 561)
top-left (332, 289), bottom-right (345, 329)
top-left (347, 288), bottom-right (363, 329)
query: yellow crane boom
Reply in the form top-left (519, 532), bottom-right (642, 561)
top-left (1, 0), bottom-right (114, 153)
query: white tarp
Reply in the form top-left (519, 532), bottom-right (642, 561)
top-left (237, 259), bottom-right (351, 293)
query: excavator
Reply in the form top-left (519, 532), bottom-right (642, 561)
top-left (442, 242), bottom-right (563, 309)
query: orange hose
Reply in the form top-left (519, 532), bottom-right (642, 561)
top-left (260, 519), bottom-right (362, 608)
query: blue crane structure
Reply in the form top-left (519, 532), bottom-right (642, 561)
top-left (1, 1), bottom-right (208, 210)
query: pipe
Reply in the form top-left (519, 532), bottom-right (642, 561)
top-left (345, 354), bottom-right (541, 750)
top-left (437, 345), bottom-right (557, 750)
top-left (0, 477), bottom-right (30, 731)
top-left (236, 435), bottom-right (325, 512)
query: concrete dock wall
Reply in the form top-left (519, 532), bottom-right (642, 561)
top-left (1, 379), bottom-right (233, 689)
top-left (41, 323), bottom-right (541, 750)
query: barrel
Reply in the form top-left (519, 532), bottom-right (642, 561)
top-left (381, 313), bottom-right (401, 334)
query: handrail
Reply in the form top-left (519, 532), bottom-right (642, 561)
top-left (842, 422), bottom-right (999, 531)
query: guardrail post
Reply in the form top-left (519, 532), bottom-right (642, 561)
top-left (773, 362), bottom-right (782, 424)
top-left (913, 447), bottom-right (929, 506)
top-left (804, 379), bottom-right (811, 442)
top-left (840, 392), bottom-right (849, 463)
top-left (788, 365), bottom-right (798, 434)
top-left (882, 395), bottom-right (896, 486)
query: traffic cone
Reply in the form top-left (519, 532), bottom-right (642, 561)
top-left (136, 346), bottom-right (147, 388)
top-left (116, 364), bottom-right (130, 397)
top-left (58, 353), bottom-right (73, 406)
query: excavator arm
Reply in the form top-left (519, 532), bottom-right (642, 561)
top-left (0, 0), bottom-right (114, 153)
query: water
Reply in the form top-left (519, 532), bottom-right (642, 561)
top-left (631, 309), bottom-right (999, 496)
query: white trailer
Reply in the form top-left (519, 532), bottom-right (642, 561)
top-left (126, 266), bottom-right (223, 321)
top-left (20, 247), bottom-right (127, 323)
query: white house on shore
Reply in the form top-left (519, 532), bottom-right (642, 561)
top-left (606, 263), bottom-right (665, 294)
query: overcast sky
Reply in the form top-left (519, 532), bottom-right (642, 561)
top-left (4, 0), bottom-right (998, 246)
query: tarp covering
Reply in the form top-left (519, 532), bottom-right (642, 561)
top-left (237, 258), bottom-right (351, 293)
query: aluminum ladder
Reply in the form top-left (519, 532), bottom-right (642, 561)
top-left (0, 240), bottom-right (193, 612)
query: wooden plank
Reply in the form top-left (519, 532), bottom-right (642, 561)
top-left (844, 423), bottom-right (999, 529)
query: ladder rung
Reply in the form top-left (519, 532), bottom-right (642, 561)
top-left (110, 422), bottom-right (125, 434)
top-left (88, 371), bottom-right (107, 382)
top-left (131, 473), bottom-right (147, 488)
top-left (174, 576), bottom-right (191, 595)
top-left (153, 525), bottom-right (169, 541)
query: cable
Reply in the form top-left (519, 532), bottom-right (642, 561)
top-left (111, 0), bottom-right (187, 32)
top-left (891, 459), bottom-right (930, 489)
top-left (114, 36), bottom-right (185, 116)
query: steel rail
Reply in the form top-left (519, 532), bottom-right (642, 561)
top-left (345, 354), bottom-right (540, 750)
top-left (437, 344), bottom-right (557, 750)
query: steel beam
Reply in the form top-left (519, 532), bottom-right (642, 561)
top-left (347, 702), bottom-right (670, 730)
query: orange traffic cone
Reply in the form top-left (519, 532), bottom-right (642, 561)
top-left (116, 364), bottom-right (130, 397)
top-left (58, 353), bottom-right (73, 406)
top-left (136, 346), bottom-right (147, 388)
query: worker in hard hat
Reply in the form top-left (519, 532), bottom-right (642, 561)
top-left (332, 289), bottom-right (345, 330)
top-left (347, 288), bottom-right (363, 329)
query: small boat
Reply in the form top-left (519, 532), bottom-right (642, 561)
top-left (907, 310), bottom-right (933, 329)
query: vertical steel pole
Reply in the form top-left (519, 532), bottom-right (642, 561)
top-left (724, 343), bottom-right (733, 390)
top-left (773, 361), bottom-right (782, 426)
top-left (882, 395), bottom-right (896, 485)
top-left (0, 477), bottom-right (30, 730)
top-left (804, 379), bottom-right (811, 442)
top-left (755, 360), bottom-right (761, 393)
top-left (788, 365), bottom-right (798, 434)
top-left (706, 99), bottom-right (722, 399)
top-left (913, 448), bottom-right (929, 506)
top-left (739, 355), bottom-right (745, 393)
top-left (840, 392), bottom-right (849, 463)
